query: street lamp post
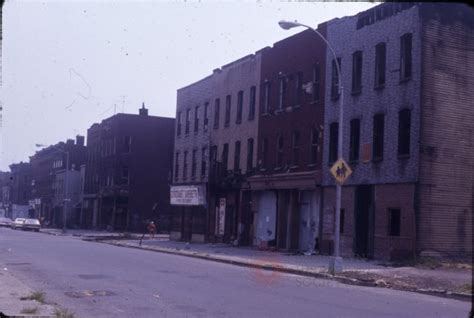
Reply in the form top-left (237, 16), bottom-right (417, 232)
top-left (278, 20), bottom-right (344, 274)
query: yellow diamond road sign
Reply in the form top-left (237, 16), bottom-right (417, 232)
top-left (330, 158), bottom-right (352, 184)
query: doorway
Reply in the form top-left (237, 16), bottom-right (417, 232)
top-left (354, 185), bottom-right (374, 258)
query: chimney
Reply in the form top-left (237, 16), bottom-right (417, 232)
top-left (139, 102), bottom-right (148, 116)
top-left (76, 135), bottom-right (85, 146)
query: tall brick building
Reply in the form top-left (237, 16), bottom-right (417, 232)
top-left (321, 3), bottom-right (473, 260)
top-left (83, 105), bottom-right (175, 231)
top-left (247, 29), bottom-right (327, 252)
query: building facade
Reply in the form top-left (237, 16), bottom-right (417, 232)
top-left (321, 3), bottom-right (473, 260)
top-left (83, 105), bottom-right (175, 232)
top-left (248, 28), bottom-right (327, 252)
top-left (171, 74), bottom-right (214, 242)
top-left (29, 136), bottom-right (86, 226)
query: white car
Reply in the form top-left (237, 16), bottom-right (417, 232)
top-left (11, 218), bottom-right (26, 230)
top-left (0, 217), bottom-right (12, 227)
top-left (23, 219), bottom-right (41, 232)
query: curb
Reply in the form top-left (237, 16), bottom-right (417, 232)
top-left (93, 239), bottom-right (472, 302)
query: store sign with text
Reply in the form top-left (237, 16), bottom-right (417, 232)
top-left (170, 185), bottom-right (206, 206)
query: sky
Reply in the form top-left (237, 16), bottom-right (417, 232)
top-left (0, 0), bottom-right (376, 171)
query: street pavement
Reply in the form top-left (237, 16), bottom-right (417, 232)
top-left (0, 228), bottom-right (471, 318)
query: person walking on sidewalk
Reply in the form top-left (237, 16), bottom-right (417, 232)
top-left (147, 221), bottom-right (156, 240)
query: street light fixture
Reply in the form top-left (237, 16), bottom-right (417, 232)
top-left (278, 20), bottom-right (344, 274)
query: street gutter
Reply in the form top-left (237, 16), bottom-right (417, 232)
top-left (89, 238), bottom-right (472, 302)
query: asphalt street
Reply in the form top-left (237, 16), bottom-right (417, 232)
top-left (0, 228), bottom-right (470, 318)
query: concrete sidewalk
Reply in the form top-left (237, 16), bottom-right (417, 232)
top-left (39, 228), bottom-right (169, 240)
top-left (98, 238), bottom-right (472, 302)
top-left (0, 268), bottom-right (56, 317)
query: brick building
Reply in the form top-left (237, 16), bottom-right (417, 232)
top-left (82, 105), bottom-right (175, 232)
top-left (171, 75), bottom-right (214, 242)
top-left (321, 3), bottom-right (473, 260)
top-left (247, 28), bottom-right (327, 252)
top-left (171, 53), bottom-right (262, 243)
top-left (8, 162), bottom-right (31, 206)
top-left (29, 136), bottom-right (86, 225)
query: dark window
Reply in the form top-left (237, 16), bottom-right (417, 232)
top-left (236, 91), bottom-right (243, 124)
top-left (398, 109), bottom-right (411, 156)
top-left (247, 138), bottom-right (254, 172)
top-left (331, 58), bottom-right (341, 100)
top-left (352, 51), bottom-right (363, 93)
top-left (183, 151), bottom-right (188, 180)
top-left (310, 127), bottom-right (319, 165)
top-left (400, 33), bottom-right (412, 80)
top-left (292, 130), bottom-right (300, 166)
top-left (329, 123), bottom-right (338, 163)
top-left (375, 43), bottom-right (386, 87)
top-left (174, 152), bottom-right (179, 181)
top-left (349, 119), bottom-right (360, 162)
top-left (214, 98), bottom-right (220, 129)
top-left (210, 145), bottom-right (218, 165)
top-left (249, 86), bottom-right (256, 120)
top-left (123, 136), bottom-right (131, 153)
top-left (340, 209), bottom-right (345, 234)
top-left (295, 72), bottom-right (303, 106)
top-left (177, 112), bottom-right (182, 136)
top-left (234, 141), bottom-right (241, 171)
top-left (185, 109), bottom-right (190, 134)
top-left (204, 102), bottom-right (209, 131)
top-left (201, 147), bottom-right (207, 177)
top-left (222, 143), bottom-right (229, 170)
top-left (373, 114), bottom-right (385, 161)
top-left (194, 106), bottom-right (199, 132)
top-left (277, 135), bottom-right (284, 167)
top-left (263, 82), bottom-right (270, 113)
top-left (121, 166), bottom-right (129, 184)
top-left (312, 65), bottom-right (320, 102)
top-left (261, 138), bottom-right (268, 168)
top-left (191, 149), bottom-right (197, 178)
top-left (388, 209), bottom-right (401, 236)
top-left (225, 95), bottom-right (231, 126)
top-left (278, 77), bottom-right (286, 110)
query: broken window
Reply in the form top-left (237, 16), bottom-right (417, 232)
top-left (373, 114), bottom-right (385, 161)
top-left (400, 33), bottom-right (412, 80)
top-left (349, 119), bottom-right (360, 162)
top-left (388, 208), bottom-right (401, 236)
top-left (214, 98), bottom-right (220, 129)
top-left (329, 122), bottom-right (338, 164)
top-left (398, 109), bottom-right (411, 156)
top-left (375, 42), bottom-right (386, 88)
top-left (352, 51), bottom-right (363, 93)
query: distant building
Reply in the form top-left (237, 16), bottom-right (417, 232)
top-left (29, 136), bottom-right (86, 226)
top-left (82, 104), bottom-right (175, 232)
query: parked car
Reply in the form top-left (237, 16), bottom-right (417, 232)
top-left (11, 218), bottom-right (26, 230)
top-left (23, 219), bottom-right (41, 232)
top-left (0, 217), bottom-right (12, 227)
